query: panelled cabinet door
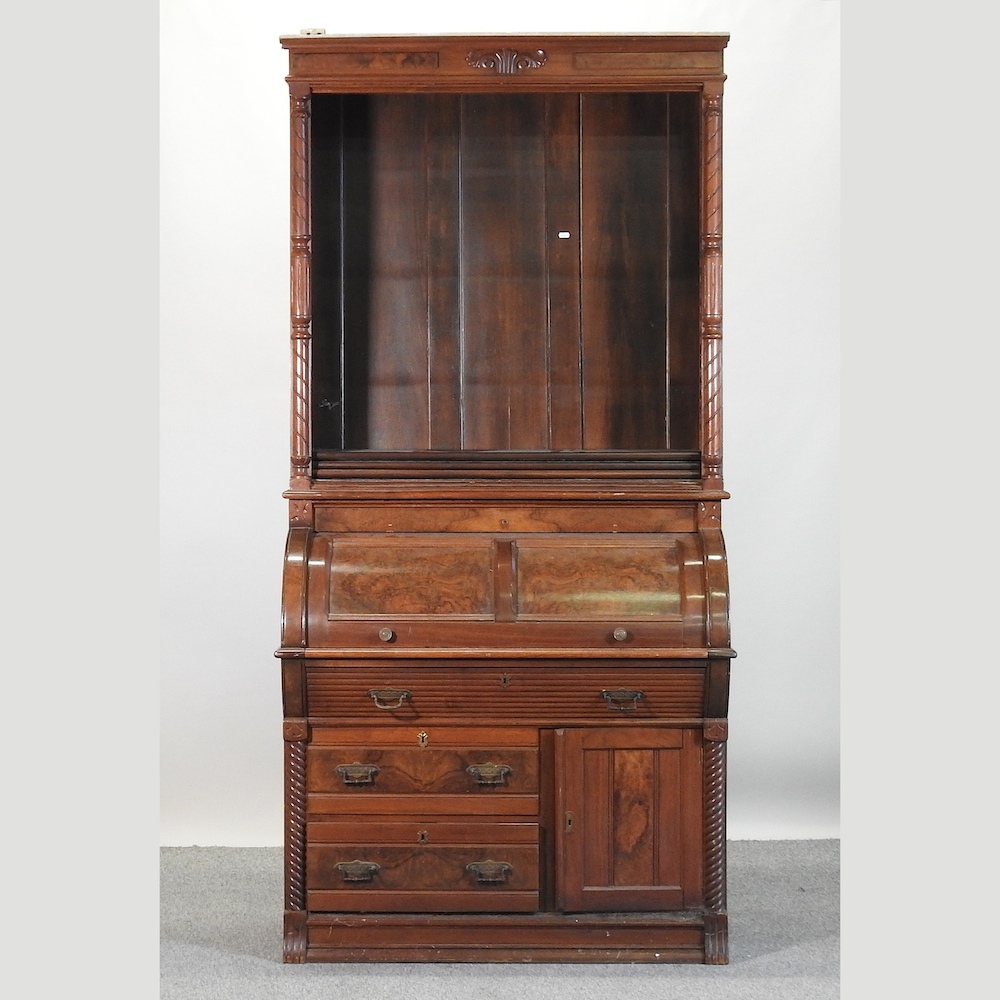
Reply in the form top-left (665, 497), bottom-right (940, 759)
top-left (554, 727), bottom-right (704, 912)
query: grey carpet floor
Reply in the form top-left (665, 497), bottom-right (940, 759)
top-left (160, 839), bottom-right (839, 999)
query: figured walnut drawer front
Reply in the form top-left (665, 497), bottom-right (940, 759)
top-left (306, 821), bottom-right (539, 913)
top-left (306, 664), bottom-right (706, 723)
top-left (307, 726), bottom-right (538, 818)
top-left (309, 733), bottom-right (536, 794)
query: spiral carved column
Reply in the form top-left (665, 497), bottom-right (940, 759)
top-left (703, 720), bottom-right (728, 963)
top-left (284, 720), bottom-right (308, 911)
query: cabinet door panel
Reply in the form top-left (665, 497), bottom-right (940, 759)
top-left (555, 727), bottom-right (703, 912)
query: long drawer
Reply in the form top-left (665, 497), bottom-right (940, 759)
top-left (309, 745), bottom-right (538, 795)
top-left (306, 820), bottom-right (539, 912)
top-left (306, 726), bottom-right (538, 818)
top-left (305, 662), bottom-right (706, 723)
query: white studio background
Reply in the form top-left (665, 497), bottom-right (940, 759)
top-left (160, 0), bottom-right (841, 846)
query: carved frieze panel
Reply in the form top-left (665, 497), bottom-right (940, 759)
top-left (466, 48), bottom-right (547, 75)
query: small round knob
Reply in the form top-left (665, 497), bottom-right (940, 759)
top-left (377, 627), bottom-right (395, 642)
top-left (612, 627), bottom-right (629, 642)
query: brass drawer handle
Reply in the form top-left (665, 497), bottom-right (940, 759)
top-left (335, 859), bottom-right (381, 883)
top-left (601, 689), bottom-right (646, 711)
top-left (335, 762), bottom-right (380, 786)
top-left (612, 627), bottom-right (629, 641)
top-left (466, 762), bottom-right (512, 786)
top-left (377, 627), bottom-right (395, 642)
top-left (367, 688), bottom-right (411, 710)
top-left (466, 860), bottom-right (513, 884)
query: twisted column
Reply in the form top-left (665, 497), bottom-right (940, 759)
top-left (702, 721), bottom-right (728, 964)
top-left (284, 720), bottom-right (308, 911)
top-left (703, 732), bottom-right (727, 913)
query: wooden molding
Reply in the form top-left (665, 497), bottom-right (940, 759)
top-left (703, 912), bottom-right (729, 965)
top-left (283, 910), bottom-right (308, 963)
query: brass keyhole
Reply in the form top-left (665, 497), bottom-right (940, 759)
top-left (417, 830), bottom-right (428, 843)
top-left (418, 731), bottom-right (428, 747)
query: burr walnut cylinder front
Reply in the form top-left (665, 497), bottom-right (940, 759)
top-left (277, 31), bottom-right (733, 964)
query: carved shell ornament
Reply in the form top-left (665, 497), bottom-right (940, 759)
top-left (466, 48), bottom-right (547, 75)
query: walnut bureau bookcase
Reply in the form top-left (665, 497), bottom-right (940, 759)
top-left (277, 31), bottom-right (734, 964)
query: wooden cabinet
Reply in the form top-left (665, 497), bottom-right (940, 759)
top-left (277, 31), bottom-right (733, 964)
top-left (554, 727), bottom-right (706, 913)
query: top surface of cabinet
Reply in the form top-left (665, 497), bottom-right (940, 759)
top-left (280, 33), bottom-right (728, 92)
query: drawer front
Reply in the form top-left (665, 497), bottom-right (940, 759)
top-left (305, 663), bottom-right (706, 723)
top-left (314, 503), bottom-right (699, 534)
top-left (308, 745), bottom-right (539, 796)
top-left (307, 822), bottom-right (539, 912)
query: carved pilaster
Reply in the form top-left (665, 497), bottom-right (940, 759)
top-left (290, 285), bottom-right (311, 482)
top-left (702, 729), bottom-right (727, 916)
top-left (289, 89), bottom-right (312, 485)
top-left (704, 659), bottom-right (731, 720)
top-left (700, 88), bottom-right (723, 490)
top-left (281, 658), bottom-right (307, 718)
top-left (284, 720), bottom-right (308, 912)
top-left (290, 89), bottom-right (311, 237)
